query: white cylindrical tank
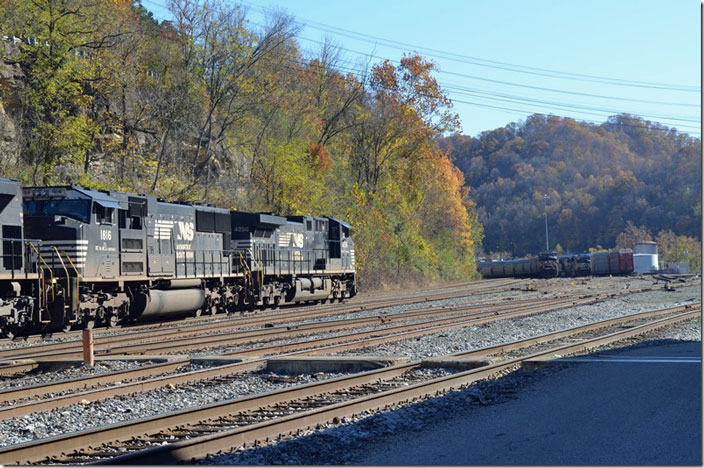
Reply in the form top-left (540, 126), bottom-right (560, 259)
top-left (634, 254), bottom-right (658, 274)
top-left (634, 241), bottom-right (658, 255)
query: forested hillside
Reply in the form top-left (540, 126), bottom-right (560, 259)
top-left (0, 0), bottom-right (483, 289)
top-left (443, 114), bottom-right (701, 260)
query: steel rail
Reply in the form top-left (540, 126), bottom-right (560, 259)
top-left (223, 295), bottom-right (609, 358)
top-left (103, 308), bottom-right (702, 465)
top-left (0, 361), bottom-right (38, 376)
top-left (8, 296), bottom-right (579, 360)
top-left (0, 294), bottom-right (548, 360)
top-left (0, 296), bottom-right (605, 421)
top-left (0, 304), bottom-right (696, 465)
top-left (0, 279), bottom-right (524, 356)
top-left (0, 359), bottom-right (189, 405)
top-left (103, 296), bottom-right (592, 357)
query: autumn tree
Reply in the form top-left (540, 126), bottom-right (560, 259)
top-left (656, 230), bottom-right (701, 273)
top-left (615, 221), bottom-right (653, 249)
top-left (446, 114), bottom-right (701, 255)
top-left (0, 0), bottom-right (485, 288)
top-left (0, 0), bottom-right (135, 183)
top-left (348, 54), bottom-right (459, 195)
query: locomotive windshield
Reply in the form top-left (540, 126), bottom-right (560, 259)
top-left (24, 199), bottom-right (91, 223)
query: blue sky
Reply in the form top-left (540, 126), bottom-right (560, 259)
top-left (141, 0), bottom-right (701, 138)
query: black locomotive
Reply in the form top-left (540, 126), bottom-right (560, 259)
top-left (558, 254), bottom-right (591, 277)
top-left (0, 179), bottom-right (356, 338)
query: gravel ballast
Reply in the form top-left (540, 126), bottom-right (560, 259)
top-left (200, 315), bottom-right (701, 465)
top-left (0, 277), bottom-right (699, 455)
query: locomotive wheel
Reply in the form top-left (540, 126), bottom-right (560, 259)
top-left (62, 323), bottom-right (72, 333)
top-left (273, 295), bottom-right (281, 310)
top-left (108, 315), bottom-right (118, 328)
top-left (194, 308), bottom-right (202, 318)
top-left (84, 320), bottom-right (95, 330)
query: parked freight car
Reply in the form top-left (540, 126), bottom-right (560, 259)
top-left (590, 249), bottom-right (634, 276)
top-left (590, 251), bottom-right (610, 275)
top-left (478, 252), bottom-right (559, 279)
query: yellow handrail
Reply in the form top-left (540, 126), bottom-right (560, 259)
top-left (62, 252), bottom-right (81, 320)
top-left (62, 250), bottom-right (81, 294)
top-left (29, 242), bottom-right (54, 302)
top-left (52, 246), bottom-right (77, 323)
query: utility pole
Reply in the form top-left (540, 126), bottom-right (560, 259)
top-left (543, 193), bottom-right (550, 252)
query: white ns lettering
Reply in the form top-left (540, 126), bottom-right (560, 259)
top-left (177, 221), bottom-right (195, 241)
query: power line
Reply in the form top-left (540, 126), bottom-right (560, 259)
top-left (295, 33), bottom-right (700, 110)
top-left (238, 0), bottom-right (700, 92)
top-left (136, 0), bottom-right (702, 136)
top-left (143, 0), bottom-right (700, 113)
top-left (284, 34), bottom-right (701, 127)
top-left (253, 53), bottom-right (702, 134)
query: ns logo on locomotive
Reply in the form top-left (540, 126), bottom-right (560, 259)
top-left (0, 179), bottom-right (356, 338)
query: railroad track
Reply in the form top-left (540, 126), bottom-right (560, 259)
top-left (0, 295), bottom-right (595, 420)
top-left (1, 278), bottom-right (674, 361)
top-left (0, 278), bottom-right (523, 351)
top-left (0, 293), bottom-right (549, 360)
top-left (0, 303), bottom-right (697, 465)
top-left (0, 284), bottom-right (685, 421)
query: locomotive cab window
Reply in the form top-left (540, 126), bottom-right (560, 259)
top-left (306, 220), bottom-right (312, 231)
top-left (119, 210), bottom-right (143, 230)
top-left (24, 199), bottom-right (91, 223)
top-left (94, 204), bottom-right (114, 224)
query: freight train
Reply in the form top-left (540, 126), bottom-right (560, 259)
top-left (588, 249), bottom-right (634, 276)
top-left (0, 179), bottom-right (356, 338)
top-left (477, 252), bottom-right (559, 279)
top-left (478, 249), bottom-right (634, 279)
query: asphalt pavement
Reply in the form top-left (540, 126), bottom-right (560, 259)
top-left (352, 340), bottom-right (702, 465)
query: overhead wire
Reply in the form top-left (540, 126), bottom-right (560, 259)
top-left (238, 0), bottom-right (700, 92)
top-left (137, 0), bottom-right (702, 135)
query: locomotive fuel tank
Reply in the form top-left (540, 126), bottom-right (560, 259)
top-left (287, 277), bottom-right (332, 302)
top-left (132, 288), bottom-right (206, 319)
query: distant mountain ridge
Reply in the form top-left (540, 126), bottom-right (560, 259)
top-left (441, 114), bottom-right (701, 256)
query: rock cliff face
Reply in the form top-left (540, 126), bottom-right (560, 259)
top-left (0, 42), bottom-right (24, 169)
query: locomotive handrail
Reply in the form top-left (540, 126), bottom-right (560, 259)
top-left (29, 242), bottom-right (54, 302)
top-left (172, 248), bottom-right (229, 279)
top-left (28, 242), bottom-right (52, 323)
top-left (61, 249), bottom-right (81, 316)
top-left (52, 246), bottom-right (78, 324)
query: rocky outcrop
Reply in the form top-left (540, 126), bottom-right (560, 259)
top-left (0, 41), bottom-right (24, 168)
